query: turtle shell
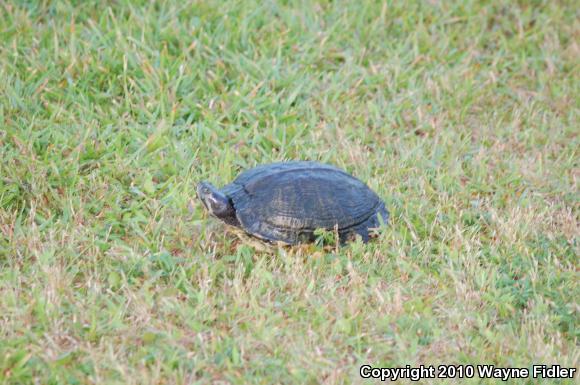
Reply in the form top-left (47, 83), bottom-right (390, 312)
top-left (221, 161), bottom-right (388, 244)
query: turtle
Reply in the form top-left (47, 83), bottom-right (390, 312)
top-left (196, 161), bottom-right (389, 245)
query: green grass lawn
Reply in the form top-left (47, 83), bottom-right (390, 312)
top-left (0, 0), bottom-right (578, 384)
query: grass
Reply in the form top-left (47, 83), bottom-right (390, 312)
top-left (0, 0), bottom-right (578, 383)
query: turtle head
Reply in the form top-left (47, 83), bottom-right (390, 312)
top-left (196, 181), bottom-right (235, 220)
